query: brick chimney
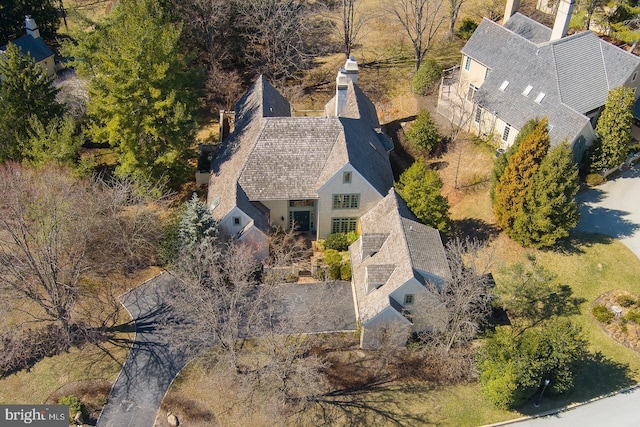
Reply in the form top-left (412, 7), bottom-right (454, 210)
top-left (25, 15), bottom-right (40, 39)
top-left (550, 0), bottom-right (575, 41)
top-left (502, 0), bottom-right (520, 24)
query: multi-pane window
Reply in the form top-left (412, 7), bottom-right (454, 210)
top-left (467, 83), bottom-right (477, 101)
top-left (464, 56), bottom-right (471, 71)
top-left (474, 106), bottom-right (482, 124)
top-left (502, 124), bottom-right (511, 142)
top-left (332, 193), bottom-right (360, 209)
top-left (404, 294), bottom-right (415, 305)
top-left (331, 218), bottom-right (357, 234)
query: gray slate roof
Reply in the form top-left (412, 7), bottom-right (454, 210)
top-left (462, 14), bottom-right (640, 146)
top-left (8, 35), bottom-right (54, 62)
top-left (350, 188), bottom-right (450, 324)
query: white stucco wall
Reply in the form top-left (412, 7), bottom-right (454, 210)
top-left (360, 307), bottom-right (411, 349)
top-left (219, 206), bottom-right (253, 237)
top-left (261, 200), bottom-right (289, 230)
top-left (316, 165), bottom-right (383, 239)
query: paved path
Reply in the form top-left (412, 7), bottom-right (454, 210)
top-left (97, 273), bottom-right (194, 427)
top-left (576, 166), bottom-right (640, 258)
top-left (502, 386), bottom-right (640, 427)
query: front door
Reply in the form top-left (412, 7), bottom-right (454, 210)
top-left (293, 211), bottom-right (310, 232)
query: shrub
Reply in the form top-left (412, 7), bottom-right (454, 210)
top-left (324, 249), bottom-right (342, 266)
top-left (457, 18), bottom-right (478, 40)
top-left (324, 233), bottom-right (349, 251)
top-left (585, 173), bottom-right (604, 187)
top-left (314, 268), bottom-right (326, 281)
top-left (346, 230), bottom-right (359, 245)
top-left (626, 310), bottom-right (640, 324)
top-left (58, 395), bottom-right (84, 419)
top-left (616, 294), bottom-right (636, 307)
top-left (412, 59), bottom-right (442, 96)
top-left (405, 110), bottom-right (442, 154)
top-left (592, 305), bottom-right (614, 324)
top-left (329, 263), bottom-right (342, 280)
top-left (340, 261), bottom-right (352, 281)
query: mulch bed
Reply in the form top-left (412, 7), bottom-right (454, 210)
top-left (593, 291), bottom-right (640, 352)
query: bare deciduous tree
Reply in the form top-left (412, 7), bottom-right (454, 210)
top-left (338, 0), bottom-right (369, 58)
top-left (418, 237), bottom-right (494, 354)
top-left (385, 0), bottom-right (446, 71)
top-left (446, 0), bottom-right (467, 39)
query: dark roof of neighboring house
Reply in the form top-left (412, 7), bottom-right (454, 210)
top-left (208, 74), bottom-right (394, 226)
top-left (462, 14), bottom-right (640, 146)
top-left (350, 189), bottom-right (450, 324)
top-left (9, 35), bottom-right (54, 62)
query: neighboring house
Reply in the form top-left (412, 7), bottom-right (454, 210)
top-left (439, 0), bottom-right (640, 163)
top-left (350, 188), bottom-right (451, 349)
top-left (0, 15), bottom-right (55, 78)
top-left (206, 58), bottom-right (394, 258)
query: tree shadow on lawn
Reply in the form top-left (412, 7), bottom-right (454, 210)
top-left (516, 351), bottom-right (636, 416)
top-left (450, 217), bottom-right (500, 244)
top-left (546, 232), bottom-right (618, 256)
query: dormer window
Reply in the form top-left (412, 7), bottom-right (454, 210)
top-left (522, 85), bottom-right (533, 96)
top-left (499, 80), bottom-right (509, 91)
top-left (535, 92), bottom-right (546, 103)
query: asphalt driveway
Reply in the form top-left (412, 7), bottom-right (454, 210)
top-left (97, 273), bottom-right (196, 427)
top-left (575, 166), bottom-right (640, 259)
top-left (97, 275), bottom-right (356, 427)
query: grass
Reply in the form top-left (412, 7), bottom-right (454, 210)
top-left (0, 341), bottom-right (128, 405)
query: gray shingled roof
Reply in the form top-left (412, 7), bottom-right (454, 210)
top-left (463, 15), bottom-right (640, 147)
top-left (350, 188), bottom-right (450, 324)
top-left (503, 13), bottom-right (551, 44)
top-left (9, 35), bottom-right (54, 62)
top-left (360, 233), bottom-right (389, 258)
top-left (209, 74), bottom-right (394, 229)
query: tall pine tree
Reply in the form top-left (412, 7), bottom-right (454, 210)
top-left (512, 142), bottom-right (580, 248)
top-left (494, 118), bottom-right (550, 235)
top-left (178, 193), bottom-right (218, 252)
top-left (67, 0), bottom-right (201, 185)
top-left (0, 43), bottom-right (64, 161)
top-left (591, 86), bottom-right (635, 171)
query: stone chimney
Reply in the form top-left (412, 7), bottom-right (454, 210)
top-left (550, 0), bottom-right (575, 41)
top-left (25, 15), bottom-right (40, 39)
top-left (502, 0), bottom-right (520, 24)
top-left (344, 56), bottom-right (358, 85)
top-left (335, 68), bottom-right (349, 117)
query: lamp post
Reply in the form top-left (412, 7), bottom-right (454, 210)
top-left (534, 379), bottom-right (551, 408)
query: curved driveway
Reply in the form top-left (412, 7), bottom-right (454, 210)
top-left (97, 272), bottom-right (195, 427)
top-left (575, 166), bottom-right (640, 258)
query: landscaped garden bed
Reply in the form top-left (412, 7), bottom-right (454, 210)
top-left (593, 291), bottom-right (640, 351)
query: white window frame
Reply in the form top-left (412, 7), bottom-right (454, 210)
top-left (467, 83), bottom-right (478, 101)
top-left (474, 106), bottom-right (482, 124)
top-left (332, 193), bottom-right (360, 210)
top-left (502, 124), bottom-right (511, 142)
top-left (331, 218), bottom-right (357, 234)
top-left (232, 216), bottom-right (241, 226)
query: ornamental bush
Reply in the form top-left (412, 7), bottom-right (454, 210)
top-left (412, 59), bottom-right (442, 96)
top-left (58, 395), bottom-right (85, 419)
top-left (592, 305), bottom-right (614, 324)
top-left (324, 233), bottom-right (349, 251)
top-left (405, 110), bottom-right (442, 154)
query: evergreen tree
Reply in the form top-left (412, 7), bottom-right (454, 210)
top-left (405, 110), bottom-right (442, 154)
top-left (0, 43), bottom-right (65, 161)
top-left (494, 118), bottom-right (550, 236)
top-left (490, 118), bottom-right (540, 203)
top-left (67, 0), bottom-right (201, 185)
top-left (591, 86), bottom-right (635, 171)
top-left (478, 319), bottom-right (588, 409)
top-left (395, 159), bottom-right (450, 233)
top-left (25, 115), bottom-right (82, 166)
top-left (178, 193), bottom-right (217, 252)
top-left (512, 142), bottom-right (580, 248)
